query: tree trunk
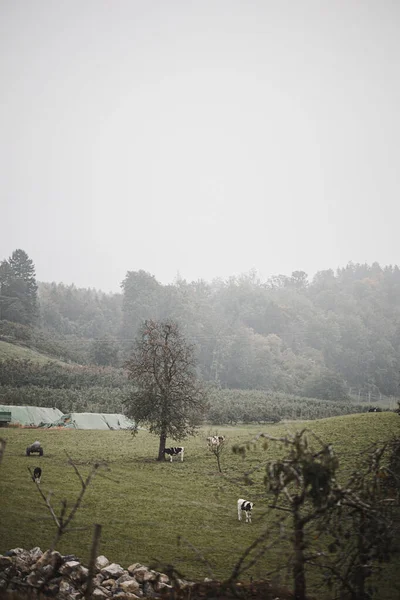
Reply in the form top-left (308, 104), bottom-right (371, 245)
top-left (216, 452), bottom-right (222, 473)
top-left (293, 511), bottom-right (306, 600)
top-left (157, 432), bottom-right (167, 461)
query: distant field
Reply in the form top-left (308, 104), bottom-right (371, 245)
top-left (0, 413), bottom-right (399, 598)
top-left (0, 340), bottom-right (67, 366)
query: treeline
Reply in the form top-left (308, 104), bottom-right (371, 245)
top-left (38, 263), bottom-right (400, 399)
top-left (2, 248), bottom-right (400, 401)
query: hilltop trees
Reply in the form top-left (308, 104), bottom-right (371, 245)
top-left (3, 254), bottom-right (400, 400)
top-left (0, 249), bottom-right (38, 325)
top-left (121, 270), bottom-right (163, 341)
top-left (38, 282), bottom-right (122, 338)
top-left (125, 320), bottom-right (207, 460)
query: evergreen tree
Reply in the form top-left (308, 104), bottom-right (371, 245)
top-left (0, 249), bottom-right (38, 325)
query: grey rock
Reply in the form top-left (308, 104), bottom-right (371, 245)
top-left (96, 555), bottom-right (110, 570)
top-left (59, 560), bottom-right (81, 574)
top-left (14, 553), bottom-right (31, 571)
top-left (101, 563), bottom-right (126, 578)
top-left (127, 563), bottom-right (144, 575)
top-left (132, 567), bottom-right (156, 583)
top-left (59, 578), bottom-right (77, 594)
top-left (116, 573), bottom-right (134, 585)
top-left (102, 578), bottom-right (118, 590)
top-left (30, 547), bottom-right (43, 561)
top-left (71, 565), bottom-right (89, 583)
top-left (93, 573), bottom-right (106, 586)
top-left (119, 579), bottom-right (141, 594)
top-left (92, 586), bottom-right (112, 598)
top-left (0, 556), bottom-right (12, 568)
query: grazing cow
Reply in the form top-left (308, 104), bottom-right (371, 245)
top-left (164, 447), bottom-right (184, 462)
top-left (207, 435), bottom-right (225, 447)
top-left (32, 467), bottom-right (42, 484)
top-left (237, 498), bottom-right (254, 523)
top-left (26, 441), bottom-right (43, 456)
top-left (368, 407), bottom-right (382, 413)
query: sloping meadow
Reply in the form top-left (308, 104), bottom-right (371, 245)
top-left (0, 412), bottom-right (399, 598)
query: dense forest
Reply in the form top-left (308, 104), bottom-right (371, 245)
top-left (39, 263), bottom-right (400, 400)
top-left (1, 249), bottom-right (400, 418)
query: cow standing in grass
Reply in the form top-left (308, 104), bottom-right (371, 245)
top-left (238, 499), bottom-right (254, 523)
top-left (32, 467), bottom-right (42, 484)
top-left (164, 447), bottom-right (184, 462)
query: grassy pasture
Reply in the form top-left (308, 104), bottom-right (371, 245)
top-left (0, 413), bottom-right (399, 597)
top-left (0, 340), bottom-right (67, 366)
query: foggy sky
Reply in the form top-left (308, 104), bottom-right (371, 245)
top-left (1, 1), bottom-right (399, 292)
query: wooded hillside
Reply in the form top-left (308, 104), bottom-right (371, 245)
top-left (37, 263), bottom-right (400, 402)
top-left (2, 249), bottom-right (400, 404)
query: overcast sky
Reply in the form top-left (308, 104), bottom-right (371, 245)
top-left (1, 1), bottom-right (399, 292)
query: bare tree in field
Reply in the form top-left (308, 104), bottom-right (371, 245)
top-left (125, 320), bottom-right (208, 461)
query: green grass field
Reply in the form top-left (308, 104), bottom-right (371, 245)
top-left (0, 413), bottom-right (399, 597)
top-left (0, 340), bottom-right (67, 366)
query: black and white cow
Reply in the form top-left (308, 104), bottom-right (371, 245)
top-left (164, 447), bottom-right (184, 462)
top-left (32, 467), bottom-right (42, 484)
top-left (368, 407), bottom-right (382, 413)
top-left (237, 498), bottom-right (254, 523)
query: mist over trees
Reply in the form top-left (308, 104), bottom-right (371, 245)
top-left (37, 263), bottom-right (400, 398)
top-left (1, 250), bottom-right (400, 402)
top-left (118, 264), bottom-right (400, 399)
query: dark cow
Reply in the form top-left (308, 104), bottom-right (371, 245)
top-left (368, 407), bottom-right (382, 413)
top-left (237, 498), bottom-right (254, 523)
top-left (26, 441), bottom-right (43, 456)
top-left (32, 467), bottom-right (42, 484)
top-left (164, 447), bottom-right (184, 462)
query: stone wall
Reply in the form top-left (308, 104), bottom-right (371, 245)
top-left (0, 547), bottom-right (190, 599)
